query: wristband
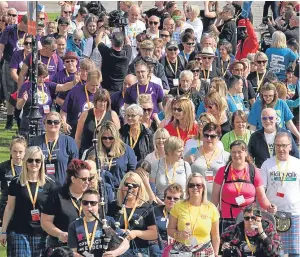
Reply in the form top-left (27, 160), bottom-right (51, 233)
top-left (0, 232), bottom-right (6, 235)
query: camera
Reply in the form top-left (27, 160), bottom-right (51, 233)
top-left (253, 209), bottom-right (262, 217)
top-left (262, 15), bottom-right (272, 25)
top-left (108, 10), bottom-right (128, 28)
top-left (223, 247), bottom-right (240, 257)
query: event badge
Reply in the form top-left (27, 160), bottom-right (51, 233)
top-left (43, 105), bottom-right (50, 114)
top-left (17, 38), bottom-right (24, 50)
top-left (276, 186), bottom-right (285, 198)
top-left (205, 170), bottom-right (214, 183)
top-left (235, 195), bottom-right (246, 206)
top-left (31, 209), bottom-right (40, 221)
top-left (82, 251), bottom-right (94, 257)
top-left (201, 78), bottom-right (210, 84)
top-left (46, 164), bottom-right (55, 175)
top-left (161, 217), bottom-right (166, 222)
top-left (236, 103), bottom-right (243, 111)
top-left (173, 79), bottom-right (179, 87)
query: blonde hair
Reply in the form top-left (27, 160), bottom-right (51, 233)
top-left (164, 136), bottom-right (184, 155)
top-left (85, 160), bottom-right (98, 190)
top-left (185, 172), bottom-right (208, 204)
top-left (271, 31), bottom-right (287, 48)
top-left (260, 82), bottom-right (279, 108)
top-left (198, 112), bottom-right (218, 124)
top-left (87, 69), bottom-right (102, 83)
top-left (153, 38), bottom-right (164, 49)
top-left (274, 81), bottom-right (287, 99)
top-left (19, 146), bottom-right (47, 187)
top-left (117, 171), bottom-right (149, 207)
top-left (187, 4), bottom-right (200, 18)
top-left (80, 58), bottom-right (96, 71)
top-left (137, 94), bottom-right (153, 106)
top-left (211, 77), bottom-right (227, 97)
top-left (173, 97), bottom-right (195, 132)
top-left (254, 51), bottom-right (268, 63)
top-left (204, 92), bottom-right (228, 113)
top-left (153, 128), bottom-right (170, 150)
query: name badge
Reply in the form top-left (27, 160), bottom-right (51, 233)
top-left (173, 79), bottom-right (179, 87)
top-left (161, 217), bottom-right (166, 222)
top-left (31, 209), bottom-right (40, 221)
top-left (43, 105), bottom-right (50, 114)
top-left (276, 186), bottom-right (285, 198)
top-left (236, 103), bottom-right (243, 110)
top-left (82, 251), bottom-right (94, 257)
top-left (46, 163), bottom-right (55, 175)
top-left (201, 78), bottom-right (210, 84)
top-left (205, 170), bottom-right (214, 183)
top-left (235, 195), bottom-right (246, 206)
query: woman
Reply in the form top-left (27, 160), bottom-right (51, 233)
top-left (83, 14), bottom-right (98, 39)
top-left (248, 82), bottom-right (300, 140)
top-left (184, 112), bottom-right (224, 155)
top-left (145, 128), bottom-right (170, 164)
top-left (0, 147), bottom-right (57, 256)
top-left (167, 173), bottom-right (220, 257)
top-left (186, 60), bottom-right (201, 92)
top-left (169, 70), bottom-right (201, 111)
top-left (138, 94), bottom-right (159, 133)
top-left (75, 89), bottom-right (120, 154)
top-left (17, 62), bottom-right (79, 137)
top-left (66, 29), bottom-right (86, 57)
top-left (165, 97), bottom-right (198, 144)
top-left (221, 110), bottom-right (252, 152)
top-left (203, 1), bottom-right (219, 33)
top-left (153, 38), bottom-right (164, 60)
top-left (185, 123), bottom-right (230, 201)
top-left (266, 31), bottom-right (298, 81)
top-left (179, 32), bottom-right (196, 62)
top-left (125, 60), bottom-right (164, 115)
top-left (41, 159), bottom-right (91, 253)
top-left (120, 104), bottom-right (154, 162)
top-left (68, 188), bottom-right (130, 256)
top-left (150, 136), bottom-right (192, 205)
top-left (97, 121), bottom-right (137, 190)
top-left (216, 41), bottom-right (235, 77)
top-left (185, 4), bottom-right (203, 43)
top-left (46, 21), bottom-right (57, 35)
top-left (107, 172), bottom-right (158, 257)
top-left (30, 111), bottom-right (79, 186)
top-left (212, 140), bottom-right (277, 234)
top-left (0, 136), bottom-right (27, 222)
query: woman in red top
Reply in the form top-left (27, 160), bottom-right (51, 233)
top-left (165, 97), bottom-right (198, 145)
top-left (211, 140), bottom-right (277, 234)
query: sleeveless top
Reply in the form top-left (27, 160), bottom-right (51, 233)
top-left (81, 109), bottom-right (112, 152)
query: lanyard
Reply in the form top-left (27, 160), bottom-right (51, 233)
top-left (233, 131), bottom-right (248, 143)
top-left (11, 160), bottom-right (16, 177)
top-left (105, 156), bottom-right (113, 170)
top-left (40, 55), bottom-right (52, 69)
top-left (93, 108), bottom-right (105, 128)
top-left (166, 57), bottom-right (178, 76)
top-left (244, 233), bottom-right (256, 255)
top-left (188, 203), bottom-right (202, 235)
top-left (65, 69), bottom-right (70, 77)
top-left (165, 158), bottom-right (178, 184)
top-left (84, 85), bottom-right (92, 109)
top-left (176, 126), bottom-right (190, 142)
top-left (45, 135), bottom-right (58, 162)
top-left (38, 83), bottom-right (47, 103)
top-left (83, 218), bottom-right (98, 252)
top-left (71, 198), bottom-right (82, 216)
top-left (129, 126), bottom-right (141, 149)
top-left (221, 59), bottom-right (230, 76)
top-left (136, 82), bottom-right (149, 97)
top-left (123, 204), bottom-right (137, 229)
top-left (256, 71), bottom-right (266, 92)
top-left (230, 165), bottom-right (247, 195)
top-left (276, 157), bottom-right (289, 186)
top-left (202, 69), bottom-right (210, 80)
top-left (228, 93), bottom-right (240, 109)
top-left (202, 147), bottom-right (217, 169)
top-left (177, 88), bottom-right (190, 98)
top-left (163, 207), bottom-right (168, 219)
top-left (26, 181), bottom-right (39, 209)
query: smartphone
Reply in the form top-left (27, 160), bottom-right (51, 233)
top-left (190, 148), bottom-right (197, 155)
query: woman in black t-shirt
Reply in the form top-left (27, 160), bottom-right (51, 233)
top-left (107, 171), bottom-right (157, 257)
top-left (0, 146), bottom-right (57, 257)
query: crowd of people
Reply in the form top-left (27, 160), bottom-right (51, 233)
top-left (0, 0), bottom-right (299, 257)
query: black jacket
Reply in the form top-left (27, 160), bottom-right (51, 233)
top-left (268, 25), bottom-right (299, 43)
top-left (218, 18), bottom-right (237, 55)
top-left (248, 126), bottom-right (300, 168)
top-left (120, 124), bottom-right (154, 162)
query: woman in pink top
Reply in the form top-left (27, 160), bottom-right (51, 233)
top-left (211, 140), bottom-right (277, 233)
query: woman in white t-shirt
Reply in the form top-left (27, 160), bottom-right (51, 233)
top-left (185, 4), bottom-right (203, 43)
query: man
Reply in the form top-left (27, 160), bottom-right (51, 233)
top-left (248, 108), bottom-right (299, 168)
top-left (0, 14), bottom-right (27, 130)
top-left (56, 35), bottom-right (67, 58)
top-left (61, 4), bottom-right (76, 33)
top-left (96, 30), bottom-right (132, 93)
top-left (119, 1), bottom-right (132, 18)
top-left (165, 1), bottom-right (177, 17)
top-left (147, 15), bottom-right (160, 39)
top-left (227, 76), bottom-right (246, 112)
top-left (235, 19), bottom-right (259, 60)
top-left (0, 2), bottom-right (8, 14)
top-left (7, 8), bottom-right (18, 25)
top-left (53, 17), bottom-right (71, 40)
top-left (211, 4), bottom-right (237, 55)
top-left (126, 5), bottom-right (146, 43)
top-left (199, 46), bottom-right (221, 83)
top-left (261, 132), bottom-right (300, 257)
top-left (128, 39), bottom-right (169, 91)
top-left (72, 6), bottom-right (88, 30)
top-left (144, 1), bottom-right (167, 29)
top-left (163, 17), bottom-right (175, 37)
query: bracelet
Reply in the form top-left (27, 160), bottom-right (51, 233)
top-left (260, 232), bottom-right (267, 240)
top-left (0, 232), bottom-right (6, 235)
top-left (259, 231), bottom-right (265, 235)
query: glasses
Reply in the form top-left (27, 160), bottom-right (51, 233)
top-left (185, 42), bottom-right (195, 46)
top-left (203, 133), bottom-right (218, 139)
top-left (39, 17), bottom-right (45, 20)
top-left (244, 216), bottom-right (256, 221)
top-left (82, 200), bottom-right (98, 206)
top-left (126, 114), bottom-right (138, 119)
top-left (191, 69), bottom-right (200, 73)
top-left (149, 21), bottom-right (159, 25)
top-left (27, 158), bottom-right (42, 164)
top-left (46, 119), bottom-right (60, 125)
top-left (75, 176), bottom-right (94, 182)
top-left (202, 57), bottom-right (212, 60)
top-left (262, 116), bottom-right (275, 121)
top-left (198, 120), bottom-right (208, 126)
top-left (160, 34), bottom-right (169, 38)
top-left (101, 136), bottom-right (114, 141)
top-left (256, 60), bottom-right (267, 64)
top-left (8, 13), bottom-right (17, 17)
top-left (24, 42), bottom-right (32, 46)
top-left (173, 107), bottom-right (183, 112)
top-left (275, 143), bottom-right (291, 149)
top-left (188, 183), bottom-right (204, 189)
top-left (166, 196), bottom-right (180, 201)
top-left (143, 108), bottom-right (153, 113)
top-left (65, 60), bottom-right (76, 63)
top-left (168, 48), bottom-right (178, 52)
top-left (63, 11), bottom-right (72, 14)
top-left (195, 58), bottom-right (201, 61)
top-left (124, 182), bottom-right (139, 188)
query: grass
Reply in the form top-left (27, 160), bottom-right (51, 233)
top-left (0, 121), bottom-right (17, 163)
top-left (47, 13), bottom-right (60, 22)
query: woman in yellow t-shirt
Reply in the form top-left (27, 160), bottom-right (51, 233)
top-left (167, 173), bottom-right (220, 256)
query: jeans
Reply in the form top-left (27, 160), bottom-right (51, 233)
top-left (263, 1), bottom-right (279, 20)
top-left (149, 244), bottom-right (163, 257)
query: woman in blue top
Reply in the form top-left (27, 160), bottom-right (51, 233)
top-left (66, 29), bottom-right (86, 57)
top-left (266, 31), bottom-right (298, 81)
top-left (248, 82), bottom-right (300, 141)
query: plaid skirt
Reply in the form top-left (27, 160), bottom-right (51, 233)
top-left (278, 215), bottom-right (300, 254)
top-left (169, 241), bottom-right (214, 257)
top-left (7, 231), bottom-right (46, 257)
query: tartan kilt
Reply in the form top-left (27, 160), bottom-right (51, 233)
top-left (278, 215), bottom-right (300, 254)
top-left (219, 218), bottom-right (236, 234)
top-left (7, 231), bottom-right (46, 257)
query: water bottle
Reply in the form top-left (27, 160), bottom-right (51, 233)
top-left (185, 222), bottom-right (192, 246)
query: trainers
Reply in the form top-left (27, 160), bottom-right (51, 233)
top-left (257, 23), bottom-right (267, 29)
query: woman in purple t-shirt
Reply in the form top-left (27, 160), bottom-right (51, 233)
top-left (16, 63), bottom-right (79, 137)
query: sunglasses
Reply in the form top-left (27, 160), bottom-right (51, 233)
top-left (63, 11), bottom-right (72, 14)
top-left (202, 57), bottom-right (212, 60)
top-left (82, 200), bottom-right (98, 206)
top-left (149, 21), bottom-right (159, 25)
top-left (203, 133), bottom-right (218, 139)
top-left (75, 176), bottom-right (95, 182)
top-left (160, 34), bottom-right (169, 38)
top-left (244, 216), bottom-right (256, 221)
top-left (262, 116), bottom-right (275, 121)
top-left (168, 48), bottom-right (178, 52)
top-left (39, 17), bottom-right (45, 20)
top-left (256, 60), bottom-right (267, 64)
top-left (173, 107), bottom-right (183, 112)
top-left (195, 58), bottom-right (201, 61)
top-left (65, 60), bottom-right (76, 63)
top-left (27, 158), bottom-right (42, 164)
top-left (185, 42), bottom-right (195, 46)
top-left (8, 13), bottom-right (17, 17)
top-left (166, 196), bottom-right (180, 201)
top-left (46, 119), bottom-right (60, 125)
top-left (188, 183), bottom-right (204, 189)
top-left (24, 42), bottom-right (32, 46)
top-left (191, 69), bottom-right (200, 73)
top-left (143, 108), bottom-right (153, 113)
top-left (124, 182), bottom-right (139, 188)
top-left (101, 136), bottom-right (114, 141)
